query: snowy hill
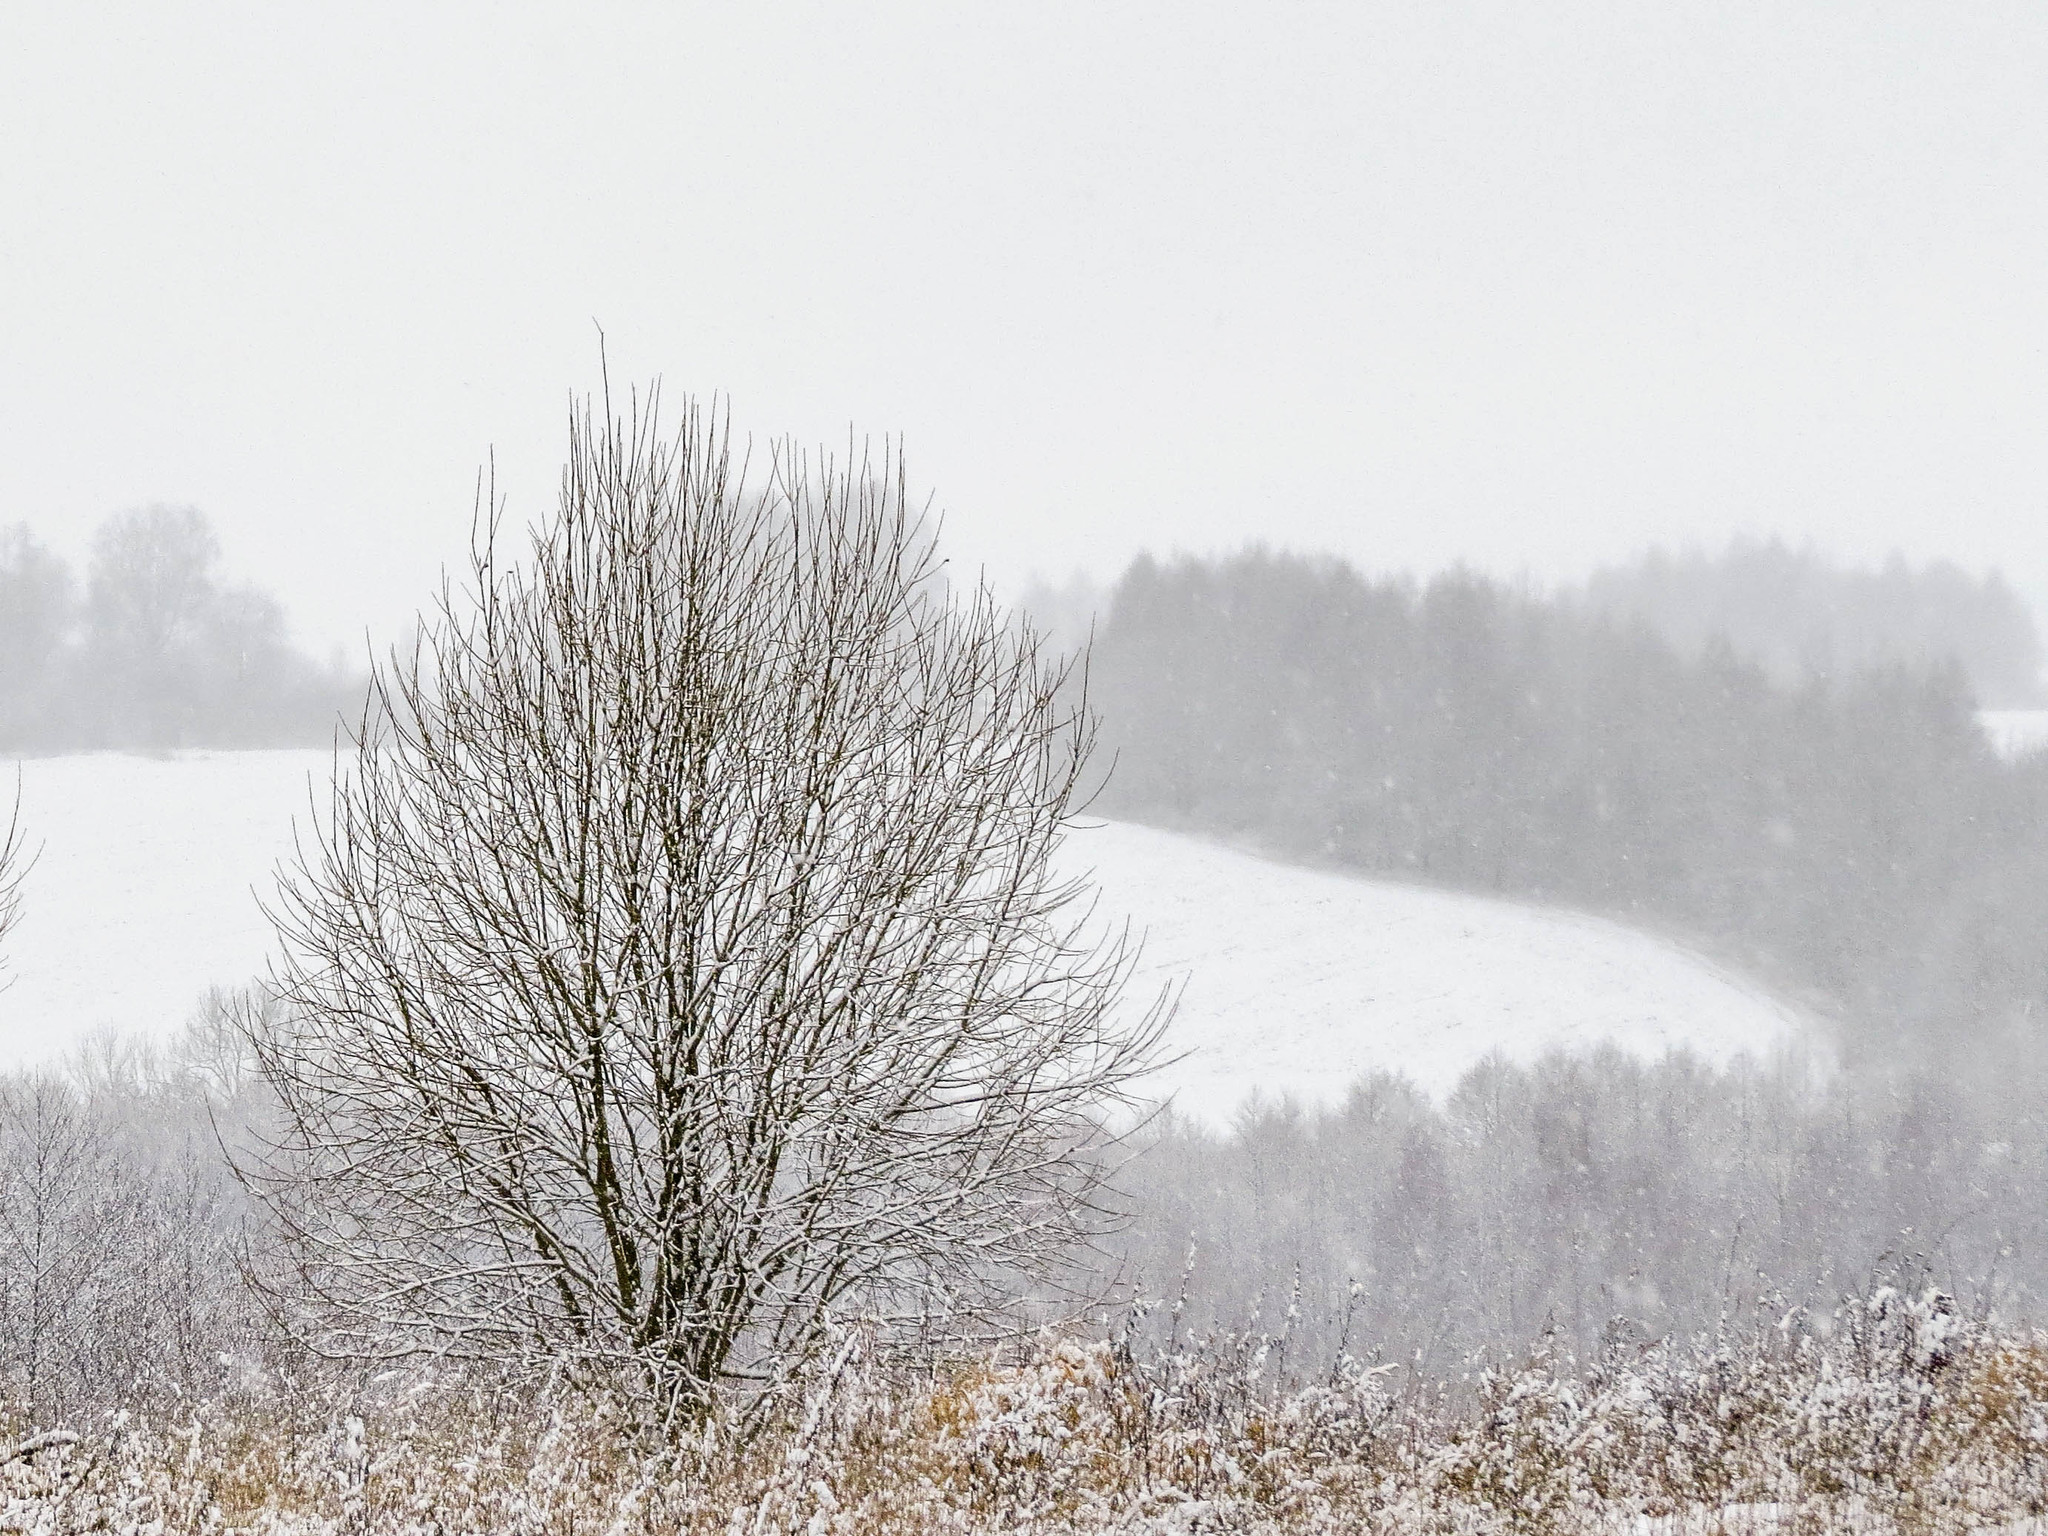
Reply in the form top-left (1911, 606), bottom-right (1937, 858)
top-left (1060, 821), bottom-right (1812, 1122)
top-left (0, 752), bottom-right (1813, 1120)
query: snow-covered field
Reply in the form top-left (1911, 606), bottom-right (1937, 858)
top-left (0, 750), bottom-right (332, 1063)
top-left (1068, 821), bottom-right (1810, 1120)
top-left (0, 751), bottom-right (1812, 1121)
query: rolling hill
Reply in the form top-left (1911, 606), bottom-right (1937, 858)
top-left (0, 751), bottom-right (1813, 1121)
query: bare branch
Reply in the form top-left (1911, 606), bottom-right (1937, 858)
top-left (238, 387), bottom-right (1166, 1414)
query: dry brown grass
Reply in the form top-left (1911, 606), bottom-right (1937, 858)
top-left (10, 1293), bottom-right (2048, 1533)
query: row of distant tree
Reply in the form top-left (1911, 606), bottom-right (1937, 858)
top-left (0, 1029), bottom-right (255, 1420)
top-left (1582, 539), bottom-right (2045, 707)
top-left (1119, 1042), bottom-right (2044, 1372)
top-left (11, 1004), bottom-right (2042, 1420)
top-left (1079, 546), bottom-right (2048, 1059)
top-left (0, 506), bottom-right (359, 752)
top-left (1028, 539), bottom-right (2048, 712)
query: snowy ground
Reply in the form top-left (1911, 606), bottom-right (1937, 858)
top-left (0, 750), bottom-right (333, 1064)
top-left (0, 751), bottom-right (1813, 1122)
top-left (1060, 821), bottom-right (1811, 1122)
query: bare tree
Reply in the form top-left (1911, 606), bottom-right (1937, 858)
top-left (241, 389), bottom-right (1163, 1411)
top-left (82, 505), bottom-right (222, 747)
top-left (0, 1076), bottom-right (120, 1419)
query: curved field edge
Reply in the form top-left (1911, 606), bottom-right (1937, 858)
top-left (0, 753), bottom-right (1813, 1122)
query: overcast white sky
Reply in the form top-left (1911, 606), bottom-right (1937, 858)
top-left (5, 2), bottom-right (2048, 651)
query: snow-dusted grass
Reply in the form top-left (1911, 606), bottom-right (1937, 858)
top-left (0, 753), bottom-right (1810, 1122)
top-left (12, 1290), bottom-right (2048, 1534)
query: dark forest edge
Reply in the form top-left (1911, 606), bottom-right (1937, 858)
top-left (0, 506), bottom-right (362, 752)
top-left (1067, 542), bottom-right (2048, 1068)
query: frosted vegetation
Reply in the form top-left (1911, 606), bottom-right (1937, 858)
top-left (16, 1017), bottom-right (2048, 1401)
top-left (11, 1076), bottom-right (2048, 1535)
top-left (8, 462), bottom-right (2048, 1526)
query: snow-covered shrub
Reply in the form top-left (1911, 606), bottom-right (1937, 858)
top-left (0, 1033), bottom-right (263, 1426)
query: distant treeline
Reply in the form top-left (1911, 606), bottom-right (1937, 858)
top-left (1086, 549), bottom-right (2048, 1056)
top-left (11, 1003), bottom-right (2041, 1423)
top-left (17, 1019), bottom-right (2048, 1528)
top-left (1117, 1044), bottom-right (2048, 1369)
top-left (0, 506), bottom-right (360, 751)
top-left (1583, 539), bottom-right (2045, 707)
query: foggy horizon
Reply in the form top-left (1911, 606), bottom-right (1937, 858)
top-left (9, 4), bottom-right (2048, 652)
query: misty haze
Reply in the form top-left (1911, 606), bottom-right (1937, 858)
top-left (8, 6), bottom-right (2048, 1532)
